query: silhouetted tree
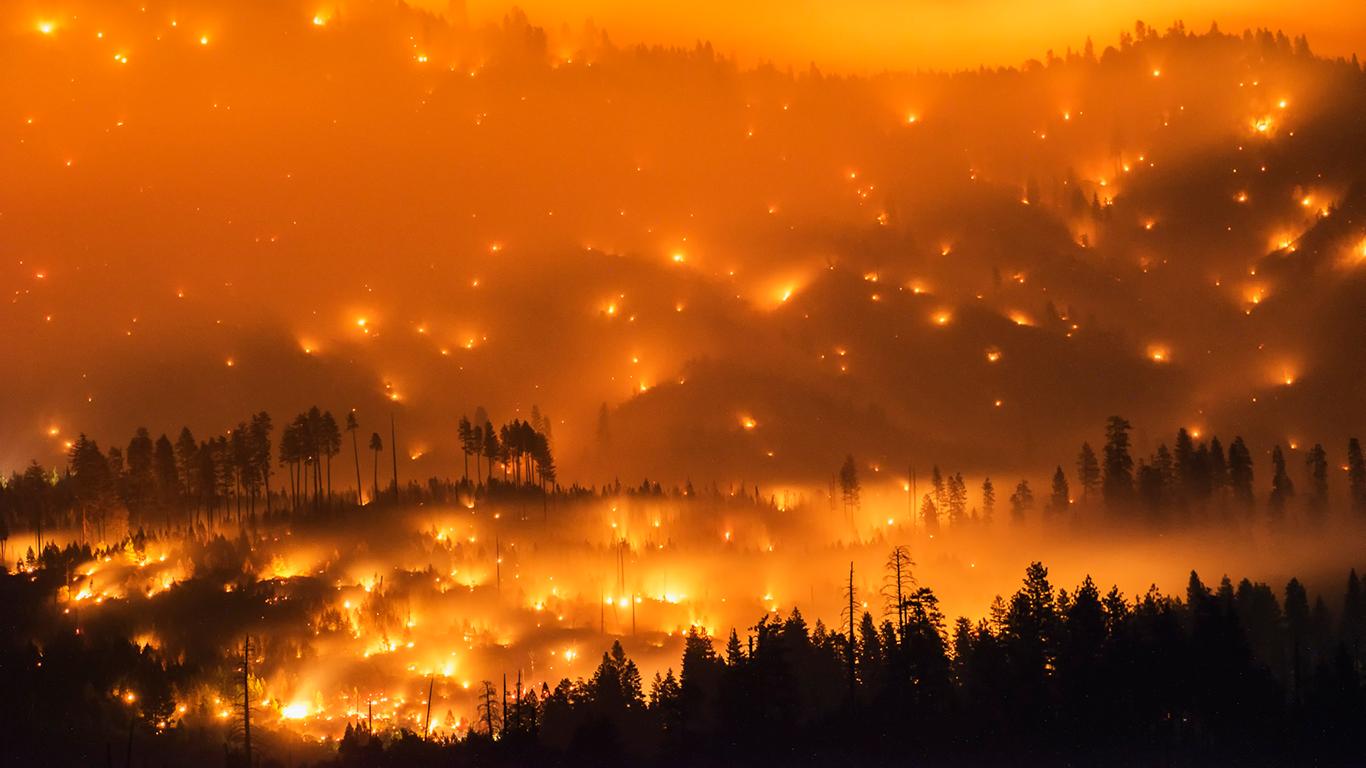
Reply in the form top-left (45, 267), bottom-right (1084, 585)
top-left (368, 432), bottom-right (383, 502)
top-left (884, 545), bottom-right (915, 631)
top-left (1305, 444), bottom-right (1328, 519)
top-left (1270, 445), bottom-right (1294, 518)
top-left (320, 411), bottom-right (341, 507)
top-left (1228, 436), bottom-right (1255, 511)
top-left (346, 411), bottom-right (363, 504)
top-left (458, 416), bottom-right (473, 485)
top-left (1076, 442), bottom-right (1100, 504)
top-left (838, 455), bottom-right (860, 519)
top-left (174, 427), bottom-right (198, 514)
top-left (1102, 416), bottom-right (1134, 507)
top-left (482, 421), bottom-right (499, 485)
top-left (1009, 479), bottom-right (1034, 521)
top-left (1349, 438), bottom-right (1366, 515)
top-left (152, 434), bottom-right (178, 523)
top-left (948, 472), bottom-right (968, 524)
top-left (249, 412), bottom-right (273, 517)
top-left (920, 494), bottom-right (939, 531)
top-left (1049, 466), bottom-right (1069, 514)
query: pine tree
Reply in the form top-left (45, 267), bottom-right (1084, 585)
top-left (920, 494), bottom-right (939, 532)
top-left (320, 411), bottom-right (341, 507)
top-left (368, 432), bottom-right (383, 503)
top-left (1305, 444), bottom-right (1328, 518)
top-left (1049, 466), bottom-right (1069, 514)
top-left (1348, 438), bottom-right (1366, 515)
top-left (457, 416), bottom-right (473, 484)
top-left (1010, 479), bottom-right (1034, 521)
top-left (1270, 445), bottom-right (1294, 518)
top-left (931, 466), bottom-right (946, 515)
top-left (981, 477), bottom-right (996, 523)
top-left (948, 472), bottom-right (968, 524)
top-left (346, 411), bottom-right (363, 505)
top-left (1102, 416), bottom-right (1134, 506)
top-left (1076, 442), bottom-right (1100, 504)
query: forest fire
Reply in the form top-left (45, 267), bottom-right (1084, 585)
top-left (3, 1), bottom-right (1366, 765)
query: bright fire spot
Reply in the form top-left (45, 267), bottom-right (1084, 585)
top-left (281, 703), bottom-right (309, 720)
top-left (739, 415), bottom-right (758, 430)
top-left (1147, 345), bottom-right (1170, 363)
top-left (932, 311), bottom-right (951, 326)
top-left (985, 348), bottom-right (1002, 363)
top-left (37, 21), bottom-right (56, 35)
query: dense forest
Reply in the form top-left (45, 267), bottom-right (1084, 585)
top-left (3, 410), bottom-right (1363, 564)
top-left (3, 541), bottom-right (1364, 766)
top-left (0, 405), bottom-right (558, 558)
top-left (4, 410), bottom-right (1364, 765)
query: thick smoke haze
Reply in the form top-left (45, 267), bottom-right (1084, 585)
top-left (5, 2), bottom-right (1366, 764)
top-left (4, 2), bottom-right (1365, 494)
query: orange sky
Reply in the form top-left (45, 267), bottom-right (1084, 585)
top-left (453, 0), bottom-right (1365, 71)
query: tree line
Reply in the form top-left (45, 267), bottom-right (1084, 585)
top-left (0, 406), bottom-right (557, 556)
top-left (324, 555), bottom-right (1366, 766)
top-left (837, 417), bottom-right (1366, 530)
